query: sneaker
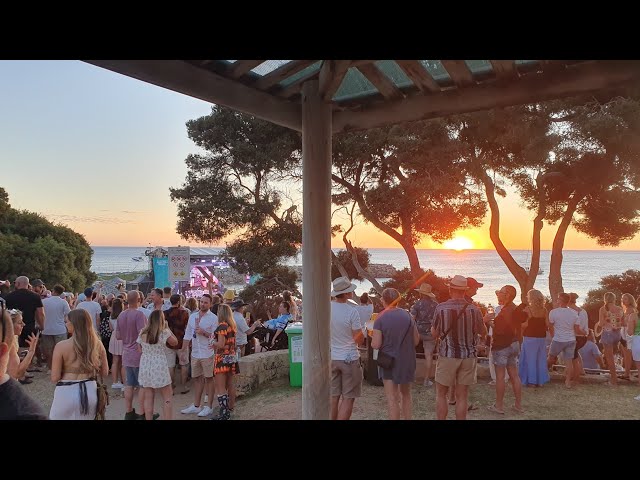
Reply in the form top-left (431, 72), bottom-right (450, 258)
top-left (124, 409), bottom-right (138, 421)
top-left (112, 382), bottom-right (124, 389)
top-left (423, 379), bottom-right (433, 387)
top-left (488, 380), bottom-right (496, 386)
top-left (137, 412), bottom-right (160, 420)
top-left (634, 394), bottom-right (640, 401)
top-left (181, 404), bottom-right (202, 415)
top-left (197, 406), bottom-right (213, 417)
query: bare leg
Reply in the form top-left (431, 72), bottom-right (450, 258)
top-left (206, 376), bottom-right (215, 408)
top-left (138, 387), bottom-right (146, 416)
top-left (449, 378), bottom-right (457, 404)
top-left (564, 358), bottom-right (574, 387)
top-left (399, 383), bottom-right (412, 420)
top-left (337, 397), bottom-right (356, 420)
top-left (144, 387), bottom-right (154, 420)
top-left (193, 375), bottom-right (204, 407)
top-left (604, 345), bottom-right (617, 385)
top-left (160, 385), bottom-right (173, 420)
top-left (494, 365), bottom-right (507, 411)
top-left (506, 364), bottom-right (522, 410)
top-left (226, 373), bottom-right (236, 410)
top-left (423, 341), bottom-right (433, 385)
top-left (124, 386), bottom-right (134, 412)
top-left (111, 355), bottom-right (120, 385)
top-left (622, 345), bottom-right (632, 378)
top-left (330, 396), bottom-right (340, 420)
top-left (435, 383), bottom-right (449, 420)
top-left (383, 380), bottom-right (400, 420)
top-left (180, 365), bottom-right (189, 391)
top-left (454, 384), bottom-right (469, 420)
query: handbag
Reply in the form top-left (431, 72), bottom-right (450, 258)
top-left (94, 373), bottom-right (109, 420)
top-left (376, 315), bottom-right (413, 370)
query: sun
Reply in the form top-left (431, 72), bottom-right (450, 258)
top-left (443, 236), bottom-right (474, 251)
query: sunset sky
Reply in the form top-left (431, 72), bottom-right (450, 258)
top-left (1, 60), bottom-right (638, 251)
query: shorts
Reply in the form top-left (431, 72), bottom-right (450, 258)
top-left (422, 337), bottom-right (436, 358)
top-left (165, 344), bottom-right (189, 368)
top-left (632, 336), bottom-right (640, 362)
top-left (601, 329), bottom-right (621, 346)
top-left (549, 340), bottom-right (576, 359)
top-left (574, 336), bottom-right (587, 359)
top-left (435, 356), bottom-right (477, 387)
top-left (191, 356), bottom-right (214, 378)
top-left (331, 359), bottom-right (363, 398)
top-left (125, 367), bottom-right (140, 387)
top-left (40, 334), bottom-right (67, 361)
top-left (492, 341), bottom-right (520, 367)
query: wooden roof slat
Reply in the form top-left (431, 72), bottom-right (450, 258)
top-left (356, 63), bottom-right (404, 100)
top-left (489, 60), bottom-right (517, 79)
top-left (84, 60), bottom-right (301, 132)
top-left (333, 60), bottom-right (640, 134)
top-left (252, 60), bottom-right (317, 90)
top-left (318, 60), bottom-right (352, 102)
top-left (227, 60), bottom-right (265, 79)
top-left (395, 60), bottom-right (441, 93)
top-left (440, 60), bottom-right (475, 87)
top-left (275, 68), bottom-right (321, 98)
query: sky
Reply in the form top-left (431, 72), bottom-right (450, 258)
top-left (1, 60), bottom-right (638, 251)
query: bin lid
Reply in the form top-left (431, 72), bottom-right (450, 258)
top-left (285, 322), bottom-right (303, 334)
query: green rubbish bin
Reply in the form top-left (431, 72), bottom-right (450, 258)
top-left (286, 322), bottom-right (303, 387)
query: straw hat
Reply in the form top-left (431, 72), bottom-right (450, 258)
top-left (446, 275), bottom-right (468, 291)
top-left (223, 289), bottom-right (236, 301)
top-left (331, 277), bottom-right (357, 297)
top-left (414, 283), bottom-right (436, 299)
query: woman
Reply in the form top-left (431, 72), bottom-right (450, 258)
top-left (282, 290), bottom-right (298, 321)
top-left (8, 309), bottom-right (39, 384)
top-left (356, 292), bottom-right (374, 334)
top-left (137, 310), bottom-right (178, 420)
top-left (621, 294), bottom-right (639, 399)
top-left (518, 289), bottom-right (550, 387)
top-left (50, 309), bottom-right (109, 420)
top-left (599, 292), bottom-right (624, 386)
top-left (371, 288), bottom-right (419, 420)
top-left (211, 304), bottom-right (238, 420)
top-left (185, 297), bottom-right (198, 314)
top-left (108, 298), bottom-right (125, 390)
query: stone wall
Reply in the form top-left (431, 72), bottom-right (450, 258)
top-left (235, 350), bottom-right (290, 397)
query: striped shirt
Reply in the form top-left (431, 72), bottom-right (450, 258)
top-left (433, 299), bottom-right (484, 359)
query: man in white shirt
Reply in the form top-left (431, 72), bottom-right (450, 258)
top-left (330, 277), bottom-right (365, 420)
top-left (75, 287), bottom-right (102, 331)
top-left (230, 300), bottom-right (260, 357)
top-left (146, 288), bottom-right (165, 315)
top-left (41, 284), bottom-right (70, 369)
top-left (181, 294), bottom-right (218, 418)
top-left (547, 292), bottom-right (581, 388)
top-left (162, 287), bottom-right (172, 311)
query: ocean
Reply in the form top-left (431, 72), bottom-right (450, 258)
top-left (91, 246), bottom-right (639, 305)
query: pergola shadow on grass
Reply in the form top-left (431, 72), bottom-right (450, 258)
top-left (84, 59), bottom-right (640, 419)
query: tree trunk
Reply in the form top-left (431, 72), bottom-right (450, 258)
top-left (401, 238), bottom-right (422, 280)
top-left (330, 250), bottom-right (349, 279)
top-left (524, 173), bottom-right (550, 301)
top-left (344, 239), bottom-right (384, 295)
top-left (549, 195), bottom-right (581, 305)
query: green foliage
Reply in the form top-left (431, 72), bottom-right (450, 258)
top-left (0, 192), bottom-right (96, 291)
top-left (238, 266), bottom-right (299, 321)
top-left (584, 270), bottom-right (640, 311)
top-left (170, 106), bottom-right (302, 274)
top-left (381, 268), bottom-right (450, 309)
top-left (331, 247), bottom-right (370, 281)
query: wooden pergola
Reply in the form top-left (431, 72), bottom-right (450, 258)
top-left (84, 59), bottom-right (640, 420)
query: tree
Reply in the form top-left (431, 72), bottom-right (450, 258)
top-left (583, 269), bottom-right (640, 326)
top-left (380, 268), bottom-right (450, 309)
top-left (332, 120), bottom-right (486, 280)
top-left (330, 247), bottom-right (370, 281)
top-left (238, 265), bottom-right (300, 321)
top-left (169, 106), bottom-right (302, 275)
top-left (0, 189), bottom-right (96, 291)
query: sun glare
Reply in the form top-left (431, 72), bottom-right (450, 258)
top-left (443, 236), bottom-right (474, 251)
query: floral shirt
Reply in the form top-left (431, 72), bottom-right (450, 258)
top-left (410, 298), bottom-right (438, 336)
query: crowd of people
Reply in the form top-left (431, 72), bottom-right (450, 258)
top-left (329, 274), bottom-right (640, 420)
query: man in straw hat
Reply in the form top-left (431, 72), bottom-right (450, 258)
top-left (330, 277), bottom-right (365, 420)
top-left (411, 284), bottom-right (438, 387)
top-left (431, 275), bottom-right (486, 420)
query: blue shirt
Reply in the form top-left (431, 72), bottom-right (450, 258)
top-left (579, 340), bottom-right (602, 370)
top-left (265, 314), bottom-right (291, 331)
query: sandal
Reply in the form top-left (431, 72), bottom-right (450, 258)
top-left (19, 377), bottom-right (33, 385)
top-left (448, 400), bottom-right (456, 406)
top-left (180, 388), bottom-right (190, 395)
top-left (487, 404), bottom-right (504, 415)
top-left (467, 403), bottom-right (479, 411)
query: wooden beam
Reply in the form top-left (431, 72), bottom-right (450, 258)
top-left (84, 60), bottom-right (302, 132)
top-left (226, 60), bottom-right (265, 79)
top-left (252, 60), bottom-right (317, 90)
top-left (333, 60), bottom-right (640, 134)
top-left (318, 60), bottom-right (351, 101)
top-left (440, 60), bottom-right (474, 87)
top-left (489, 60), bottom-right (517, 79)
top-left (301, 80), bottom-right (332, 420)
top-left (357, 63), bottom-right (403, 100)
top-left (275, 68), bottom-right (321, 98)
top-left (395, 60), bottom-right (440, 93)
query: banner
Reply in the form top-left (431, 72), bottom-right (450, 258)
top-left (153, 257), bottom-right (170, 289)
top-left (168, 246), bottom-right (191, 282)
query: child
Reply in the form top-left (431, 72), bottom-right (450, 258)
top-left (137, 310), bottom-right (178, 420)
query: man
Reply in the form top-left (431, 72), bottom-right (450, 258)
top-left (116, 290), bottom-right (153, 420)
top-left (431, 275), bottom-right (486, 420)
top-left (75, 287), bottom-right (102, 331)
top-left (164, 294), bottom-right (190, 394)
top-left (181, 294), bottom-right (218, 418)
top-left (578, 329), bottom-right (604, 370)
top-left (136, 290), bottom-right (151, 319)
top-left (0, 308), bottom-right (48, 419)
top-left (568, 293), bottom-right (589, 383)
top-left (231, 299), bottom-right (260, 358)
top-left (147, 288), bottom-right (165, 315)
top-left (329, 277), bottom-right (364, 420)
top-left (485, 285), bottom-right (524, 414)
top-left (31, 279), bottom-right (48, 300)
top-left (410, 283), bottom-right (438, 387)
top-left (5, 276), bottom-right (45, 348)
top-left (162, 286), bottom-right (172, 311)
top-left (41, 284), bottom-right (70, 370)
top-left (547, 292), bottom-right (580, 388)
top-left (488, 289), bottom-right (508, 386)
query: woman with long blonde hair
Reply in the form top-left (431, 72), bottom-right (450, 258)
top-left (621, 293), bottom-right (639, 399)
top-left (599, 292), bottom-right (624, 386)
top-left (137, 310), bottom-right (178, 420)
top-left (50, 309), bottom-right (109, 420)
top-left (518, 289), bottom-right (550, 387)
top-left (211, 304), bottom-right (238, 420)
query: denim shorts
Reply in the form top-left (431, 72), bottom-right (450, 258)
top-left (492, 341), bottom-right (520, 367)
top-left (601, 329), bottom-right (621, 346)
top-left (549, 340), bottom-right (576, 359)
top-left (125, 366), bottom-right (140, 387)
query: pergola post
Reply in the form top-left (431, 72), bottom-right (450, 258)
top-left (301, 79), bottom-right (332, 420)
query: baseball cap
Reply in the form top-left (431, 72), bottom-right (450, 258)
top-left (32, 279), bottom-right (45, 287)
top-left (466, 277), bottom-right (483, 289)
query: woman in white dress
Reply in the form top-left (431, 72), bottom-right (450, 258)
top-left (108, 298), bottom-right (125, 390)
top-left (137, 310), bottom-right (178, 420)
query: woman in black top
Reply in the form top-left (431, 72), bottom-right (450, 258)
top-left (518, 289), bottom-right (550, 387)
